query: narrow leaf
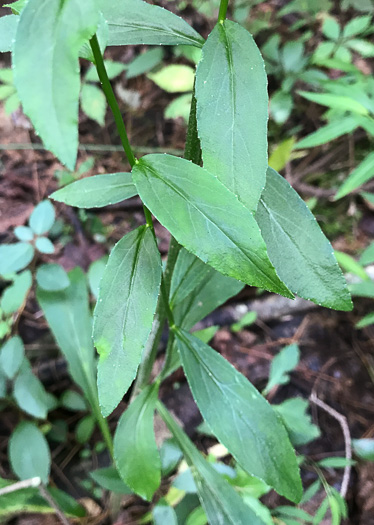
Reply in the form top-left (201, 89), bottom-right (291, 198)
top-left (294, 116), bottom-right (358, 149)
top-left (195, 20), bottom-right (268, 212)
top-left (264, 344), bottom-right (300, 394)
top-left (13, 0), bottom-right (99, 169)
top-left (93, 226), bottom-right (162, 416)
top-left (90, 466), bottom-right (132, 494)
top-left (101, 0), bottom-right (204, 48)
top-left (256, 168), bottom-right (352, 311)
top-left (335, 151), bottom-right (374, 199)
top-left (132, 155), bottom-right (293, 298)
top-left (51, 172), bottom-right (137, 208)
top-left (37, 268), bottom-right (99, 412)
top-left (175, 329), bottom-right (302, 502)
top-left (114, 384), bottom-right (161, 500)
top-left (158, 402), bottom-right (267, 525)
top-left (9, 421), bottom-right (51, 483)
top-left (298, 91), bottom-right (368, 115)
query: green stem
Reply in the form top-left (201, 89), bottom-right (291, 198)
top-left (89, 35), bottom-right (136, 168)
top-left (94, 408), bottom-right (114, 457)
top-left (218, 0), bottom-right (229, 23)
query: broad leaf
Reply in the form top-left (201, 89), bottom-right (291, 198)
top-left (195, 20), bottom-right (268, 212)
top-left (294, 116), bottom-right (358, 149)
top-left (37, 268), bottom-right (99, 414)
top-left (175, 329), bottom-right (302, 502)
top-left (101, 0), bottom-right (204, 48)
top-left (14, 226), bottom-right (34, 242)
top-left (0, 15), bottom-right (19, 53)
top-left (81, 83), bottom-right (106, 126)
top-left (93, 226), bottom-right (162, 416)
top-left (153, 500), bottom-right (178, 525)
top-left (335, 151), bottom-right (374, 199)
top-left (256, 168), bottom-right (352, 311)
top-left (51, 172), bottom-right (137, 208)
top-left (35, 237), bottom-right (55, 254)
top-left (148, 64), bottom-right (195, 93)
top-left (29, 201), bottom-right (55, 235)
top-left (274, 398), bottom-right (320, 446)
top-left (158, 402), bottom-right (266, 525)
top-left (13, 0), bottom-right (100, 169)
top-left (9, 421), bottom-right (51, 483)
top-left (1, 270), bottom-right (32, 314)
top-left (132, 154), bottom-right (292, 298)
top-left (36, 264), bottom-right (70, 292)
top-left (0, 243), bottom-right (34, 276)
top-left (0, 336), bottom-right (24, 379)
top-left (352, 438), bottom-right (374, 461)
top-left (90, 466), bottom-right (132, 494)
top-left (126, 47), bottom-right (164, 79)
top-left (114, 384), bottom-right (161, 500)
top-left (13, 360), bottom-right (54, 419)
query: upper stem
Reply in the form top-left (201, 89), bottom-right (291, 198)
top-left (218, 0), bottom-right (229, 23)
top-left (89, 35), bottom-right (136, 168)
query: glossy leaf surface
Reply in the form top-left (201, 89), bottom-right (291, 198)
top-left (101, 0), bottom-right (204, 48)
top-left (195, 20), bottom-right (268, 212)
top-left (51, 173), bottom-right (137, 208)
top-left (175, 329), bottom-right (302, 502)
top-left (114, 384), bottom-right (161, 501)
top-left (158, 402), bottom-right (266, 525)
top-left (132, 154), bottom-right (292, 297)
top-left (9, 421), bottom-right (51, 483)
top-left (93, 226), bottom-right (162, 416)
top-left (13, 0), bottom-right (99, 169)
top-left (256, 168), bottom-right (352, 311)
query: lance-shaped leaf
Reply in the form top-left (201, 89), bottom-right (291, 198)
top-left (51, 173), bottom-right (137, 208)
top-left (93, 226), bottom-right (162, 417)
top-left (37, 268), bottom-right (99, 413)
top-left (256, 168), bottom-right (352, 311)
top-left (101, 0), bottom-right (204, 48)
top-left (13, 0), bottom-right (99, 169)
top-left (114, 384), bottom-right (161, 500)
top-left (195, 20), bottom-right (268, 212)
top-left (157, 402), bottom-right (266, 525)
top-left (335, 151), bottom-right (374, 200)
top-left (175, 329), bottom-right (302, 503)
top-left (132, 154), bottom-right (292, 298)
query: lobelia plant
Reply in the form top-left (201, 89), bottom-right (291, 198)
top-left (1, 0), bottom-right (353, 521)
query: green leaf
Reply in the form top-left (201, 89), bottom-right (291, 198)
top-left (101, 0), bottom-right (204, 47)
top-left (75, 415), bottom-right (95, 443)
top-left (334, 251), bottom-right (369, 280)
top-left (294, 116), bottom-right (358, 149)
top-left (35, 237), bottom-right (55, 254)
top-left (114, 384), bottom-right (161, 501)
top-left (90, 466), bottom-right (132, 494)
top-left (148, 65), bottom-right (195, 93)
top-left (193, 326), bottom-right (219, 344)
top-left (322, 17), bottom-right (341, 40)
top-left (160, 438), bottom-right (183, 476)
top-left (13, 360), bottom-right (52, 419)
top-left (343, 15), bottom-right (371, 37)
top-left (356, 311), bottom-right (374, 328)
top-left (126, 48), bottom-right (164, 79)
top-left (93, 226), bottom-right (162, 416)
top-left (231, 311), bottom-right (257, 333)
top-left (61, 390), bottom-right (87, 411)
top-left (352, 438), bottom-right (374, 461)
top-left (174, 329), bottom-right (302, 502)
top-left (263, 344), bottom-right (300, 395)
top-left (346, 38), bottom-right (374, 57)
top-left (79, 13), bottom-right (108, 63)
top-left (269, 138), bottom-right (295, 172)
top-left (274, 398), bottom-right (321, 446)
top-left (85, 60), bottom-right (126, 82)
top-left (29, 201), bottom-right (55, 235)
top-left (1, 270), bottom-right (32, 314)
top-left (81, 83), bottom-right (106, 126)
top-left (88, 256), bottom-right (107, 299)
top-left (165, 93), bottom-right (192, 122)
top-left (132, 155), bottom-right (292, 298)
top-left (158, 402), bottom-right (267, 525)
top-left (0, 15), bottom-right (19, 52)
top-left (13, 0), bottom-right (99, 169)
top-left (153, 500), bottom-right (178, 525)
top-left (256, 168), bottom-right (352, 311)
top-left (37, 268), bottom-right (99, 413)
top-left (36, 264), bottom-right (70, 292)
top-left (298, 91), bottom-right (369, 115)
top-left (361, 191), bottom-right (374, 206)
top-left (51, 172), bottom-right (137, 208)
top-left (335, 152), bottom-right (374, 199)
top-left (350, 280), bottom-right (374, 298)
top-left (4, 0), bottom-right (27, 15)
top-left (9, 421), bottom-right (51, 483)
top-left (195, 20), bottom-right (268, 212)
top-left (4, 91), bottom-right (20, 114)
top-left (281, 41), bottom-right (307, 73)
top-left (270, 90), bottom-right (293, 124)
top-left (0, 336), bottom-right (24, 379)
top-left (318, 457), bottom-right (356, 468)
top-left (14, 226), bottom-right (34, 242)
top-left (0, 242), bottom-right (34, 276)
top-left (170, 249), bottom-right (213, 308)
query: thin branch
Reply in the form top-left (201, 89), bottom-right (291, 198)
top-left (309, 392), bottom-right (352, 498)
